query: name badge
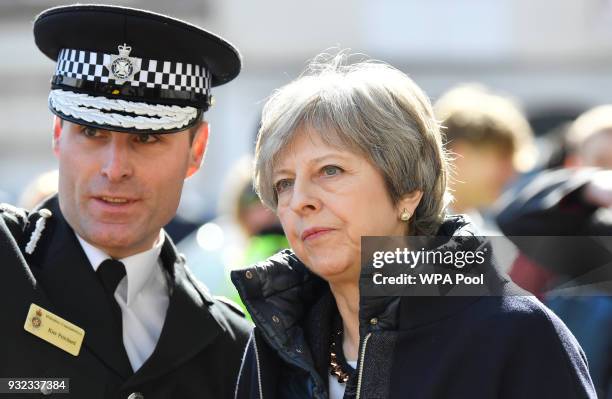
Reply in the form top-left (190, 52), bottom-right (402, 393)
top-left (23, 303), bottom-right (85, 356)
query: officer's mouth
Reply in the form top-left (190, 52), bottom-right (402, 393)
top-left (91, 196), bottom-right (140, 207)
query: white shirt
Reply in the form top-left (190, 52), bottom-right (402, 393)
top-left (77, 231), bottom-right (169, 371)
top-left (329, 360), bottom-right (357, 399)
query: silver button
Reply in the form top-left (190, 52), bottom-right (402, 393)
top-left (245, 270), bottom-right (253, 279)
top-left (127, 393), bottom-right (144, 399)
top-left (370, 317), bottom-right (378, 325)
top-left (272, 315), bottom-right (280, 324)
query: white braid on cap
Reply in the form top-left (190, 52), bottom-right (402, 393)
top-left (49, 89), bottom-right (198, 131)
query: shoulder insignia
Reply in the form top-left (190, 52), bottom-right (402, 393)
top-left (0, 203), bottom-right (28, 225)
top-left (0, 203), bottom-right (30, 243)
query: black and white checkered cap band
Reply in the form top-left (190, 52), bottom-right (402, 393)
top-left (55, 48), bottom-right (211, 94)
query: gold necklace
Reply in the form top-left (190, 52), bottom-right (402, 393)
top-left (329, 329), bottom-right (352, 383)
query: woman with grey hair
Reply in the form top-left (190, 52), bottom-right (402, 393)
top-left (231, 54), bottom-right (595, 399)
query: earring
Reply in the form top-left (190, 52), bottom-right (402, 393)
top-left (400, 208), bottom-right (411, 221)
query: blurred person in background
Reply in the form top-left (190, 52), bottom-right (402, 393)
top-left (228, 157), bottom-right (289, 265)
top-left (434, 84), bottom-right (536, 234)
top-left (499, 105), bottom-right (612, 296)
top-left (178, 156), bottom-right (288, 313)
top-left (564, 105), bottom-right (612, 170)
top-left (0, 5), bottom-right (250, 398)
top-left (231, 53), bottom-right (595, 399)
top-left (234, 179), bottom-right (289, 264)
top-left (496, 105), bottom-right (612, 398)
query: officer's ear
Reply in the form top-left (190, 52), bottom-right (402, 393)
top-left (186, 121), bottom-right (209, 179)
top-left (52, 116), bottom-right (62, 156)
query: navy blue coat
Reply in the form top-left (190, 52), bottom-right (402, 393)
top-left (232, 216), bottom-right (596, 399)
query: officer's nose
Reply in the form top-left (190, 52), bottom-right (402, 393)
top-left (100, 134), bottom-right (134, 182)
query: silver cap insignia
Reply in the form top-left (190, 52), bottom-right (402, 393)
top-left (105, 43), bottom-right (141, 83)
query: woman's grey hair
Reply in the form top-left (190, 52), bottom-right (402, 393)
top-left (254, 52), bottom-right (451, 235)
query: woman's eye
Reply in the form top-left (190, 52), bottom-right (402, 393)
top-left (322, 165), bottom-right (343, 176)
top-left (135, 133), bottom-right (159, 144)
top-left (275, 179), bottom-right (294, 194)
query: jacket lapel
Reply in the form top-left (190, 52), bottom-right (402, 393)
top-left (123, 236), bottom-right (224, 388)
top-left (31, 197), bottom-right (133, 379)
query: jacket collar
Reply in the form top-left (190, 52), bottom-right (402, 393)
top-left (76, 231), bottom-right (165, 307)
top-left (232, 250), bottom-right (327, 352)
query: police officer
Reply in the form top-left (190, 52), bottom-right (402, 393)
top-left (0, 5), bottom-right (251, 398)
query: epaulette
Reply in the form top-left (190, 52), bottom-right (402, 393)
top-left (215, 295), bottom-right (246, 318)
top-left (0, 203), bottom-right (30, 243)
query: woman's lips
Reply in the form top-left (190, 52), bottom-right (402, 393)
top-left (301, 227), bottom-right (334, 241)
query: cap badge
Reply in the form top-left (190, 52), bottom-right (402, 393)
top-left (105, 43), bottom-right (141, 83)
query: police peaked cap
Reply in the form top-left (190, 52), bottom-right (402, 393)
top-left (34, 4), bottom-right (241, 133)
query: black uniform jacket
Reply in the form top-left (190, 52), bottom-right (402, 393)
top-left (0, 196), bottom-right (252, 398)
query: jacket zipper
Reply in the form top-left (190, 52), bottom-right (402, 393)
top-left (253, 333), bottom-right (264, 399)
top-left (355, 332), bottom-right (372, 399)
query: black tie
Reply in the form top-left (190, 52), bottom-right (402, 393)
top-left (97, 259), bottom-right (126, 296)
top-left (96, 259), bottom-right (126, 324)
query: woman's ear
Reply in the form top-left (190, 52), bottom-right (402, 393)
top-left (52, 116), bottom-right (62, 157)
top-left (186, 122), bottom-right (210, 178)
top-left (398, 190), bottom-right (423, 218)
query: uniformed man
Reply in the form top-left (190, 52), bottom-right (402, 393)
top-left (0, 4), bottom-right (251, 398)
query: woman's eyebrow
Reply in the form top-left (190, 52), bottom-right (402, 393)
top-left (309, 153), bottom-right (351, 164)
top-left (273, 153), bottom-right (350, 176)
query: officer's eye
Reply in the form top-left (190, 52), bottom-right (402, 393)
top-left (81, 126), bottom-right (99, 138)
top-left (135, 133), bottom-right (160, 144)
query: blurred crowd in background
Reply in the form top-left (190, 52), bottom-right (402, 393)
top-left (2, 0), bottom-right (612, 397)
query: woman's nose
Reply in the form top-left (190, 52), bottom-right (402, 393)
top-left (289, 178), bottom-right (322, 215)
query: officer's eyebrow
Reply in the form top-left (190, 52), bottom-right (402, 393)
top-left (74, 124), bottom-right (111, 135)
